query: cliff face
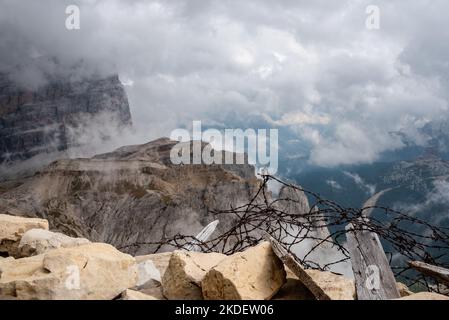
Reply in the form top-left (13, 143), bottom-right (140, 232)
top-left (0, 138), bottom-right (261, 255)
top-left (0, 73), bottom-right (132, 164)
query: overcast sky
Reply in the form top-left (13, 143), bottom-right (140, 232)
top-left (1, 0), bottom-right (448, 166)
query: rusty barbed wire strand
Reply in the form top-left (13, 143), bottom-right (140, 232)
top-left (119, 174), bottom-right (449, 294)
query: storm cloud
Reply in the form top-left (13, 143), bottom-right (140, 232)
top-left (1, 0), bottom-right (448, 166)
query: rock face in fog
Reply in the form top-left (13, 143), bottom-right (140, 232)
top-left (0, 138), bottom-right (260, 255)
top-left (0, 73), bottom-right (132, 164)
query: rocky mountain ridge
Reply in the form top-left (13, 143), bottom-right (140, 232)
top-left (0, 138), bottom-right (260, 255)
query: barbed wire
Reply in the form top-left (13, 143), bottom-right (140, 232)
top-left (120, 174), bottom-right (449, 294)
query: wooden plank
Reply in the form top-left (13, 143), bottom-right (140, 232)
top-left (408, 261), bottom-right (449, 286)
top-left (265, 234), bottom-right (341, 300)
top-left (345, 222), bottom-right (400, 300)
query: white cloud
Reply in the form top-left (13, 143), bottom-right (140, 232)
top-left (1, 0), bottom-right (449, 166)
top-left (326, 180), bottom-right (343, 190)
top-left (343, 171), bottom-right (376, 196)
top-left (395, 180), bottom-right (449, 225)
top-left (275, 111), bottom-right (330, 126)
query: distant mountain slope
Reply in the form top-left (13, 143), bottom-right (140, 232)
top-left (292, 154), bottom-right (449, 229)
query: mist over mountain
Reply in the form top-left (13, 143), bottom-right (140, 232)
top-left (0, 68), bottom-right (134, 179)
top-left (2, 0), bottom-right (449, 168)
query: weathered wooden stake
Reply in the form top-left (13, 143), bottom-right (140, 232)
top-left (408, 261), bottom-right (449, 286)
top-left (345, 221), bottom-right (400, 300)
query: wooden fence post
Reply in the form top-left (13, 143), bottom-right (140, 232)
top-left (345, 221), bottom-right (400, 300)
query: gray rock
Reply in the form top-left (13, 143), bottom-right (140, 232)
top-left (0, 72), bottom-right (132, 166)
top-left (18, 229), bottom-right (90, 257)
top-left (135, 252), bottom-right (172, 287)
top-left (0, 214), bottom-right (49, 257)
top-left (119, 289), bottom-right (159, 300)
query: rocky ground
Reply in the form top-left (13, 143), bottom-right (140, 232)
top-left (1, 213), bottom-right (448, 300)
